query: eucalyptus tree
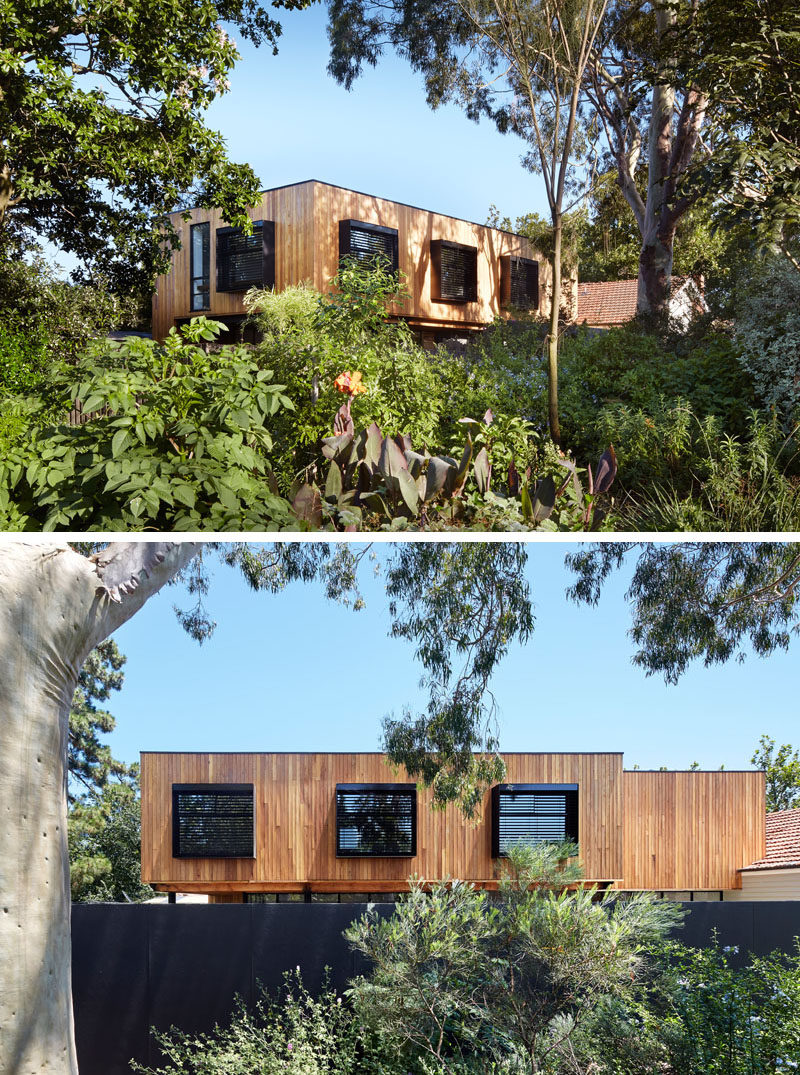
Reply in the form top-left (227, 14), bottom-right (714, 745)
top-left (0, 539), bottom-right (531, 1075)
top-left (326, 0), bottom-right (610, 443)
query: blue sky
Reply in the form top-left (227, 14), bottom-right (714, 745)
top-left (205, 3), bottom-right (551, 226)
top-left (106, 540), bottom-right (798, 774)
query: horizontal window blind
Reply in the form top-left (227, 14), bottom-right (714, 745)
top-left (492, 784), bottom-right (578, 857)
top-left (431, 240), bottom-right (478, 303)
top-left (172, 784), bottom-right (254, 858)
top-left (216, 221), bottom-right (275, 292)
top-left (339, 220), bottom-right (399, 272)
top-left (336, 784), bottom-right (417, 857)
top-left (502, 256), bottom-right (539, 309)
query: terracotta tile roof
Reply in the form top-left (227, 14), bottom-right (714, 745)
top-left (741, 808), bottom-right (800, 871)
top-left (576, 280), bottom-right (639, 326)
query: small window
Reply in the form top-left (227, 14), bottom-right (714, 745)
top-left (172, 784), bottom-right (255, 858)
top-left (339, 219), bottom-right (399, 273)
top-left (491, 784), bottom-right (578, 857)
top-left (216, 220), bottom-right (275, 292)
top-left (336, 784), bottom-right (417, 857)
top-left (431, 239), bottom-right (478, 303)
top-left (501, 256), bottom-right (539, 309)
top-left (190, 222), bottom-right (210, 311)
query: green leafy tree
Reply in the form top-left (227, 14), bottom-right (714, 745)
top-left (565, 542), bottom-right (800, 683)
top-left (0, 0), bottom-right (307, 292)
top-left (751, 734), bottom-right (800, 813)
top-left (0, 318), bottom-right (297, 531)
top-left (69, 779), bottom-right (153, 903)
top-left (672, 0), bottom-right (800, 271)
top-left (345, 843), bottom-right (683, 1074)
top-left (68, 639), bottom-right (133, 801)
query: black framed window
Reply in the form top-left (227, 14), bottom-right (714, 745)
top-left (491, 784), bottom-right (578, 857)
top-left (431, 239), bottom-right (478, 303)
top-left (336, 784), bottom-right (417, 857)
top-left (190, 222), bottom-right (210, 311)
top-left (172, 783), bottom-right (255, 858)
top-left (339, 219), bottom-right (399, 273)
top-left (501, 256), bottom-right (539, 310)
top-left (216, 220), bottom-right (275, 292)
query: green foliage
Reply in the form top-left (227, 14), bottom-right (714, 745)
top-left (131, 969), bottom-right (402, 1075)
top-left (751, 735), bottom-right (800, 813)
top-left (246, 265), bottom-right (445, 490)
top-left (578, 941), bottom-right (800, 1075)
top-left (566, 542), bottom-right (800, 684)
top-left (617, 411), bottom-right (800, 533)
top-left (345, 845), bottom-right (683, 1074)
top-left (69, 640), bottom-right (134, 802)
top-left (69, 778), bottom-right (153, 903)
top-left (734, 256), bottom-right (800, 422)
top-left (0, 318), bottom-right (297, 531)
top-left (0, 0), bottom-right (307, 291)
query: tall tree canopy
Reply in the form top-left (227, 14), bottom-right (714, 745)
top-left (566, 542), bottom-right (800, 683)
top-left (0, 0), bottom-right (306, 291)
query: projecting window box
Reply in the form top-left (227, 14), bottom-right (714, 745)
top-left (172, 783), bottom-right (255, 858)
top-left (335, 783), bottom-right (417, 857)
top-left (491, 784), bottom-right (579, 858)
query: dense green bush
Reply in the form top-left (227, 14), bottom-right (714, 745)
top-left (246, 264), bottom-right (446, 491)
top-left (575, 941), bottom-right (800, 1075)
top-left (735, 255), bottom-right (800, 423)
top-left (132, 969), bottom-right (404, 1075)
top-left (0, 319), bottom-right (296, 531)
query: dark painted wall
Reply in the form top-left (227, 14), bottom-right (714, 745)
top-left (71, 902), bottom-right (800, 1075)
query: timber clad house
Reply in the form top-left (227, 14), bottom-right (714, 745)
top-left (151, 179), bottom-right (554, 345)
top-left (140, 752), bottom-right (769, 903)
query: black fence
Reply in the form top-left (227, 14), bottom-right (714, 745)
top-left (72, 901), bottom-right (800, 1075)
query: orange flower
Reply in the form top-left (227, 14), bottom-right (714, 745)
top-left (334, 370), bottom-right (367, 395)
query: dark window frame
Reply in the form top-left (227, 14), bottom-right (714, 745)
top-left (335, 783), bottom-right (417, 858)
top-left (501, 255), bottom-right (539, 310)
top-left (190, 221), bottom-right (210, 312)
top-left (215, 220), bottom-right (275, 293)
top-left (491, 783), bottom-right (578, 858)
top-left (172, 783), bottom-right (255, 859)
top-left (430, 239), bottom-right (479, 304)
top-left (339, 219), bottom-right (399, 274)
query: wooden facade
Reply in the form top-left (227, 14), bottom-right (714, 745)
top-left (151, 180), bottom-right (551, 341)
top-left (140, 753), bottom-right (765, 898)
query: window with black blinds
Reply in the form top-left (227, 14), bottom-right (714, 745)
top-left (339, 219), bottom-right (399, 273)
top-left (501, 256), bottom-right (539, 309)
top-left (491, 784), bottom-right (578, 857)
top-left (431, 240), bottom-right (478, 303)
top-left (336, 784), bottom-right (417, 857)
top-left (172, 784), bottom-right (255, 858)
top-left (216, 221), bottom-right (275, 292)
top-left (190, 222), bottom-right (210, 311)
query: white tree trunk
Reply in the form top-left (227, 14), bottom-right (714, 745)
top-left (0, 541), bottom-right (199, 1075)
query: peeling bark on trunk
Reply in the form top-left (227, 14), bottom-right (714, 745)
top-left (638, 227), bottom-right (676, 316)
top-left (0, 541), bottom-right (199, 1075)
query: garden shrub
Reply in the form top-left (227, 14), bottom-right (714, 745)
top-left (0, 319), bottom-right (296, 531)
top-left (246, 264), bottom-right (446, 491)
top-left (132, 968), bottom-right (405, 1075)
top-left (574, 941), bottom-right (800, 1075)
top-left (735, 255), bottom-right (800, 423)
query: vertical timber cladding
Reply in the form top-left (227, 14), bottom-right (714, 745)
top-left (151, 181), bottom-right (317, 341)
top-left (311, 181), bottom-right (540, 330)
top-left (140, 753), bottom-right (624, 892)
top-left (622, 771), bottom-right (766, 891)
